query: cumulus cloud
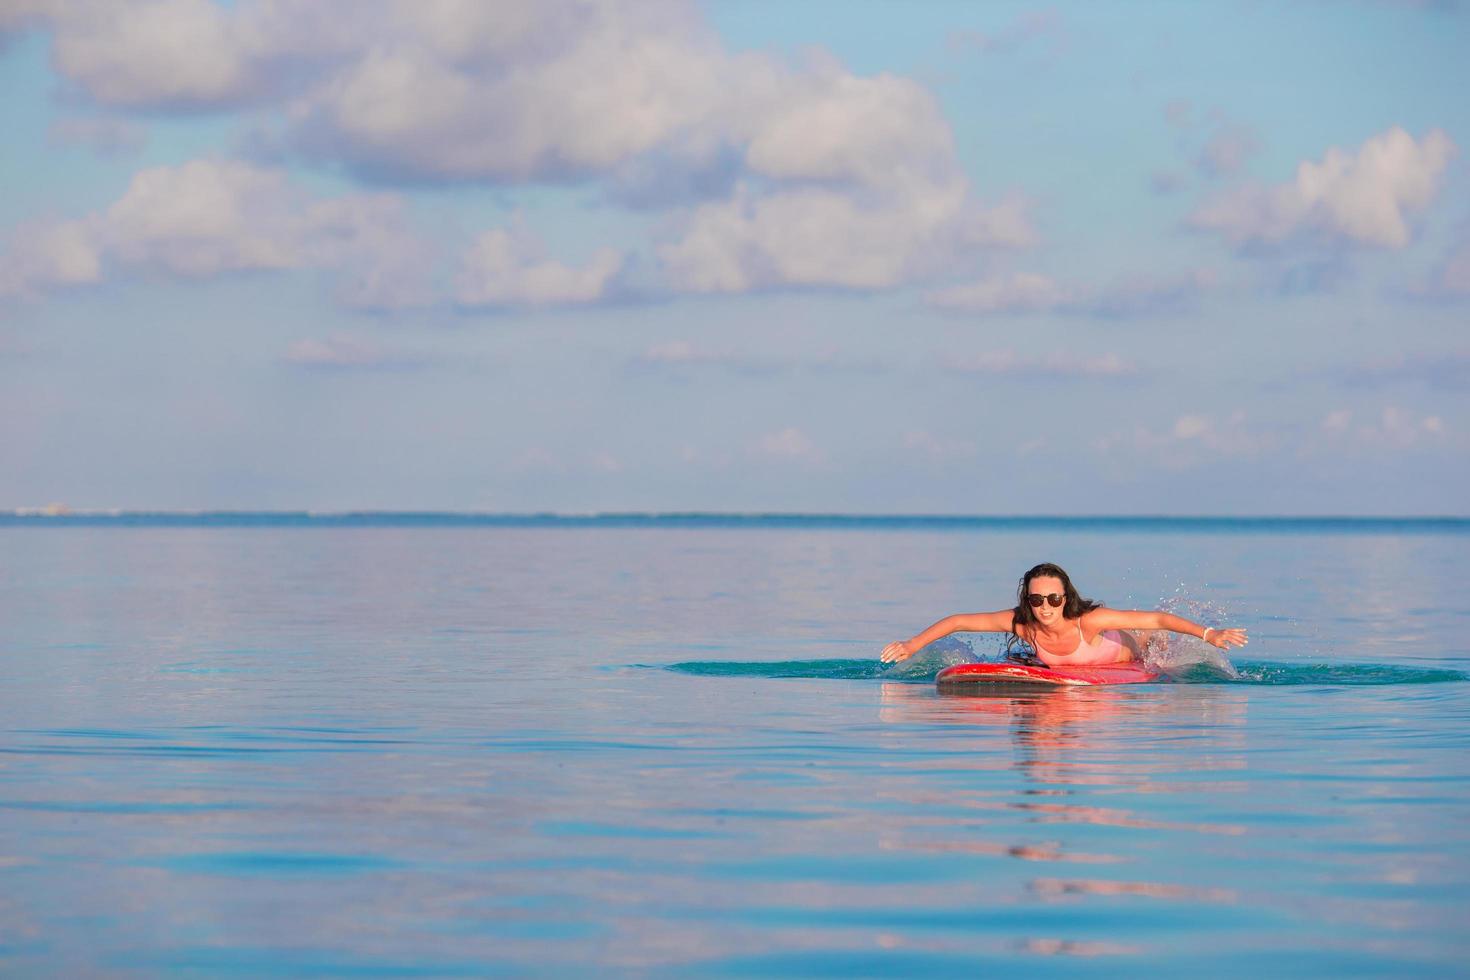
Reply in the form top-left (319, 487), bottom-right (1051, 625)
top-left (0, 159), bottom-right (431, 308)
top-left (288, 1), bottom-right (728, 183)
top-left (0, 217), bottom-right (104, 297)
top-left (105, 160), bottom-right (301, 276)
top-left (926, 268), bottom-right (1215, 317)
top-left (927, 272), bottom-right (1072, 314)
top-left (659, 182), bottom-right (978, 293)
top-left (456, 227), bottom-right (624, 308)
top-left (9, 0), bottom-right (380, 108)
top-left (654, 61), bottom-right (1032, 293)
top-left (1190, 127), bottom-right (1457, 249)
top-left (11, 0), bottom-right (1032, 297)
top-left (35, 0), bottom-right (256, 107)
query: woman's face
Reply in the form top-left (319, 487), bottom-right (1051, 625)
top-left (1026, 574), bottom-right (1067, 627)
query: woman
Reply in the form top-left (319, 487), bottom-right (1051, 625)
top-left (880, 562), bottom-right (1248, 667)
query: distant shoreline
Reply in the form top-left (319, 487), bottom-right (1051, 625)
top-left (3, 512), bottom-right (1466, 532)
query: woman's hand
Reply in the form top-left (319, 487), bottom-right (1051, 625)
top-left (1203, 627), bottom-right (1248, 650)
top-left (881, 640), bottom-right (914, 664)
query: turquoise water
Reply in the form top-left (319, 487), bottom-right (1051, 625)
top-left (2, 517), bottom-right (1468, 976)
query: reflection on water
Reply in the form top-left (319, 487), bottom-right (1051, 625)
top-left (3, 525), bottom-right (1468, 975)
top-left (1023, 937), bottom-right (1143, 957)
top-left (1031, 877), bottom-right (1237, 903)
top-left (874, 679), bottom-right (1255, 947)
top-left (895, 838), bottom-right (1123, 864)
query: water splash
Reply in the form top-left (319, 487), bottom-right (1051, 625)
top-left (881, 635), bottom-right (977, 680)
top-left (659, 657), bottom-right (1466, 686)
top-left (1140, 593), bottom-right (1242, 679)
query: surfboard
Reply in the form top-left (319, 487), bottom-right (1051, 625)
top-left (936, 662), bottom-right (1161, 688)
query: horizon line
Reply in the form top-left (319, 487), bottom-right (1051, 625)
top-left (5, 509), bottom-right (1467, 523)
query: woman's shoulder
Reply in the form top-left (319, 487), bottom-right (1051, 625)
top-left (1077, 606), bottom-right (1118, 625)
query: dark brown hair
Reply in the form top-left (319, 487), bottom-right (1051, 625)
top-left (1005, 562), bottom-right (1101, 661)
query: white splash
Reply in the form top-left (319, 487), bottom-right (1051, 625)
top-left (1142, 593), bottom-right (1240, 679)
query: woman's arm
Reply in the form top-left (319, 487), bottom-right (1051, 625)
top-left (881, 610), bottom-right (1016, 663)
top-left (1085, 608), bottom-right (1248, 649)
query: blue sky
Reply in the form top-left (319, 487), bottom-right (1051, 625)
top-left (1, 0), bottom-right (1467, 514)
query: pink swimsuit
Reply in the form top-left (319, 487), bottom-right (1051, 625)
top-left (1028, 621), bottom-right (1133, 666)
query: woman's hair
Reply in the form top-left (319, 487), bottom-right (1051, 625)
top-left (1004, 562), bottom-right (1101, 662)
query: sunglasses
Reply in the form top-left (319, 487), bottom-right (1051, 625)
top-left (1027, 593), bottom-right (1065, 608)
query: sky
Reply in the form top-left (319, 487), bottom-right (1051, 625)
top-left (1, 0), bottom-right (1467, 515)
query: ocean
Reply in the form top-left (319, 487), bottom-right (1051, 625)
top-left (2, 515), bottom-right (1467, 976)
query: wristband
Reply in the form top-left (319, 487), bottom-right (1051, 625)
top-left (1202, 628), bottom-right (1214, 642)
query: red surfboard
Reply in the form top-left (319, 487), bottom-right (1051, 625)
top-left (936, 662), bottom-right (1160, 688)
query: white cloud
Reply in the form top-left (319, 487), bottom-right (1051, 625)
top-left (652, 56), bottom-right (1034, 293)
top-left (927, 269), bottom-right (1214, 317)
top-left (656, 58), bottom-right (1032, 293)
top-left (1191, 127), bottom-right (1457, 249)
top-left (0, 159), bottom-right (430, 308)
top-left (12, 1), bottom-right (1032, 297)
top-left (105, 160), bottom-right (301, 276)
top-left (0, 218), bottom-right (103, 297)
top-left (11, 0), bottom-right (383, 107)
top-left (456, 227), bottom-right (624, 308)
top-left (927, 272), bottom-right (1071, 314)
top-left (1321, 405), bottom-right (1449, 448)
top-left (43, 0), bottom-right (254, 107)
top-left (1101, 407), bottom-right (1453, 471)
top-left (1093, 411), bottom-right (1277, 466)
top-left (659, 181), bottom-right (1001, 293)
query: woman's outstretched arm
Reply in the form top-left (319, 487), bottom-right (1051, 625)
top-left (881, 610), bottom-right (1016, 663)
top-left (1085, 608), bottom-right (1248, 649)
